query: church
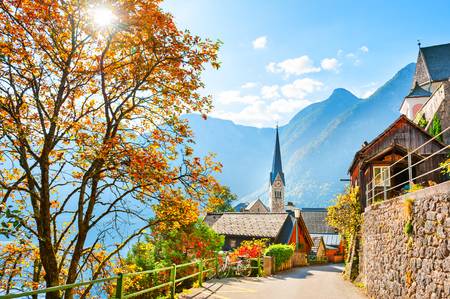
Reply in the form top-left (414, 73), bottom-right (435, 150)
top-left (204, 127), bottom-right (313, 252)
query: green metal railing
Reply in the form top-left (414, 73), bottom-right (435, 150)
top-left (0, 255), bottom-right (263, 299)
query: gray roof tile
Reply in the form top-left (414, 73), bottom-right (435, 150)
top-left (421, 43), bottom-right (450, 82)
top-left (311, 233), bottom-right (341, 247)
top-left (300, 208), bottom-right (337, 234)
top-left (204, 212), bottom-right (289, 238)
top-left (406, 83), bottom-right (432, 98)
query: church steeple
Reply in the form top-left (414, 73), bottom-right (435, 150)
top-left (270, 126), bottom-right (285, 185)
top-left (269, 126), bottom-right (285, 212)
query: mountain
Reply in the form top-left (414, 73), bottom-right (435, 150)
top-left (187, 63), bottom-right (416, 207)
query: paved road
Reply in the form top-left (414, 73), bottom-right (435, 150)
top-left (181, 264), bottom-right (366, 299)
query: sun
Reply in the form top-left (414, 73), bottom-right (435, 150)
top-left (90, 6), bottom-right (117, 27)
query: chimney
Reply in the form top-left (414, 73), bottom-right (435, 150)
top-left (286, 201), bottom-right (295, 212)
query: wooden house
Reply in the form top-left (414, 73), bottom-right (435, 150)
top-left (204, 211), bottom-right (313, 253)
top-left (310, 236), bottom-right (327, 260)
top-left (348, 115), bottom-right (448, 208)
top-left (300, 208), bottom-right (345, 262)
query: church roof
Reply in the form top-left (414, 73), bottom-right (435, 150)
top-left (406, 83), bottom-right (432, 98)
top-left (420, 42), bottom-right (450, 82)
top-left (270, 127), bottom-right (285, 185)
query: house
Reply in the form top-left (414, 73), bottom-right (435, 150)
top-left (204, 211), bottom-right (313, 252)
top-left (400, 42), bottom-right (450, 144)
top-left (310, 236), bottom-right (327, 260)
top-left (349, 114), bottom-right (448, 208)
top-left (233, 199), bottom-right (269, 213)
top-left (300, 208), bottom-right (345, 262)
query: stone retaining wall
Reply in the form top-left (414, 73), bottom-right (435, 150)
top-left (361, 181), bottom-right (450, 298)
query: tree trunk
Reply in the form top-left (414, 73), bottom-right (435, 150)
top-left (345, 232), bottom-right (360, 281)
top-left (38, 159), bottom-right (61, 299)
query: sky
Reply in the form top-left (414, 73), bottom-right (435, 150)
top-left (162, 0), bottom-right (450, 128)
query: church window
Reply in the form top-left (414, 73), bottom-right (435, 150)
top-left (274, 191), bottom-right (282, 198)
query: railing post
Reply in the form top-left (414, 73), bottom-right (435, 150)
top-left (408, 153), bottom-right (413, 186)
top-left (257, 256), bottom-right (261, 277)
top-left (215, 252), bottom-right (219, 277)
top-left (366, 183), bottom-right (370, 206)
top-left (153, 270), bottom-right (158, 288)
top-left (198, 259), bottom-right (204, 287)
top-left (170, 264), bottom-right (176, 299)
top-left (115, 273), bottom-right (124, 299)
top-left (371, 182), bottom-right (374, 203)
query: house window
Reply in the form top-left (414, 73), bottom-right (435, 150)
top-left (373, 166), bottom-right (390, 187)
top-left (229, 239), bottom-right (236, 248)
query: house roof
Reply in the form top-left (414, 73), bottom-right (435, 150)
top-left (310, 233), bottom-right (341, 248)
top-left (420, 43), bottom-right (450, 82)
top-left (348, 115), bottom-right (446, 173)
top-left (270, 126), bottom-right (285, 185)
top-left (300, 208), bottom-right (337, 234)
top-left (233, 202), bottom-right (248, 212)
top-left (405, 83), bottom-right (432, 98)
top-left (204, 212), bottom-right (289, 238)
top-left (276, 214), bottom-right (296, 244)
top-left (311, 236), bottom-right (324, 254)
top-left (245, 199), bottom-right (269, 212)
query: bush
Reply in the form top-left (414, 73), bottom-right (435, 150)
top-left (264, 244), bottom-right (294, 267)
top-left (231, 238), bottom-right (269, 259)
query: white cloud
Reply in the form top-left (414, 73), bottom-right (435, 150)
top-left (280, 78), bottom-right (323, 99)
top-left (241, 82), bottom-right (258, 89)
top-left (320, 58), bottom-right (340, 72)
top-left (212, 77), bottom-right (324, 127)
top-left (345, 52), bottom-right (362, 66)
top-left (266, 55), bottom-right (321, 76)
top-left (362, 89), bottom-right (375, 98)
top-left (261, 85), bottom-right (280, 99)
top-left (252, 36), bottom-right (267, 49)
top-left (337, 49), bottom-right (344, 57)
top-left (360, 46), bottom-right (369, 53)
top-left (211, 98), bottom-right (315, 128)
top-left (216, 90), bottom-right (259, 105)
top-left (269, 98), bottom-right (312, 114)
top-left (357, 82), bottom-right (379, 98)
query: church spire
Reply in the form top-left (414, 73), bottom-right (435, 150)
top-left (269, 126), bottom-right (285, 212)
top-left (270, 125), bottom-right (285, 185)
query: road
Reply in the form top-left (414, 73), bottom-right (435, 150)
top-left (180, 264), bottom-right (367, 299)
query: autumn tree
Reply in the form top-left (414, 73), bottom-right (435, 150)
top-left (326, 186), bottom-right (361, 280)
top-left (207, 185), bottom-right (237, 212)
top-left (0, 0), bottom-right (221, 298)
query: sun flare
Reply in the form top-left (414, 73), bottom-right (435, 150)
top-left (90, 6), bottom-right (117, 27)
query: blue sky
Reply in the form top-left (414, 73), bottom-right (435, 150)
top-left (163, 0), bottom-right (450, 127)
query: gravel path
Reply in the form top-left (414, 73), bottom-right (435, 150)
top-left (181, 264), bottom-right (367, 299)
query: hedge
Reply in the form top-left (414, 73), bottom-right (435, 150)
top-left (264, 244), bottom-right (294, 267)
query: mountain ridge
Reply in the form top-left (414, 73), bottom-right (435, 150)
top-left (187, 63), bottom-right (416, 207)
